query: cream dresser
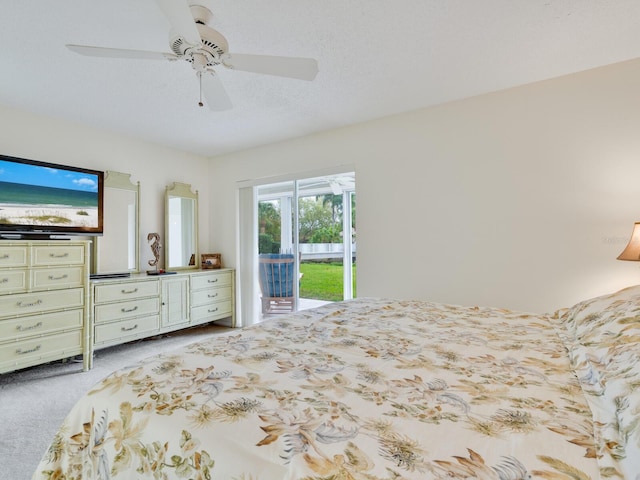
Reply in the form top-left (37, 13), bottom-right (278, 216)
top-left (92, 276), bottom-right (161, 349)
top-left (190, 269), bottom-right (234, 326)
top-left (0, 240), bottom-right (91, 373)
top-left (91, 268), bottom-right (235, 354)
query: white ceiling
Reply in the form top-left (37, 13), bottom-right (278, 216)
top-left (2, 1), bottom-right (640, 157)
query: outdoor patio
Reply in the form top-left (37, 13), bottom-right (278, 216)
top-left (260, 297), bottom-right (331, 321)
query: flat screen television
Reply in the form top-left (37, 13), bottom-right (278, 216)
top-left (0, 154), bottom-right (104, 239)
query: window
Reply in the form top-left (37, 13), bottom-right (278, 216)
top-left (238, 170), bottom-right (355, 325)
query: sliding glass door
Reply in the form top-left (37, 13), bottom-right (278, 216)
top-left (257, 172), bottom-right (355, 317)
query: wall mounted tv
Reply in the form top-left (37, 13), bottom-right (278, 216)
top-left (0, 154), bottom-right (104, 239)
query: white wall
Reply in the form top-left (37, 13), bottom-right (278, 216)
top-left (4, 58), bottom-right (640, 317)
top-left (209, 58), bottom-right (640, 315)
top-left (0, 105), bottom-right (211, 270)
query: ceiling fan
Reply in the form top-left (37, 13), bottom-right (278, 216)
top-left (66, 0), bottom-right (319, 111)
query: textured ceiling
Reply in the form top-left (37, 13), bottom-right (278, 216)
top-left (2, 0), bottom-right (640, 157)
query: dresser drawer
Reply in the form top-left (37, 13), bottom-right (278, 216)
top-left (94, 297), bottom-right (160, 324)
top-left (0, 309), bottom-right (83, 341)
top-left (0, 287), bottom-right (84, 318)
top-left (191, 300), bottom-right (232, 323)
top-left (191, 271), bottom-right (232, 291)
top-left (32, 266), bottom-right (85, 290)
top-left (0, 269), bottom-right (28, 294)
top-left (191, 286), bottom-right (232, 306)
top-left (0, 245), bottom-right (28, 268)
top-left (93, 280), bottom-right (159, 303)
top-left (0, 330), bottom-right (83, 371)
top-left (94, 315), bottom-right (159, 344)
top-left (32, 244), bottom-right (86, 266)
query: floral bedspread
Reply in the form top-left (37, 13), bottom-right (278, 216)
top-left (33, 297), bottom-right (631, 479)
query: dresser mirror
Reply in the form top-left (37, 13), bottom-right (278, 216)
top-left (93, 171), bottom-right (140, 274)
top-left (165, 182), bottom-right (198, 270)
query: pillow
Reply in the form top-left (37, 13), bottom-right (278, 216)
top-left (554, 285), bottom-right (640, 346)
top-left (552, 286), bottom-right (640, 476)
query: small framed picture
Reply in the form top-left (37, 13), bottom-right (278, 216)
top-left (201, 253), bottom-right (222, 269)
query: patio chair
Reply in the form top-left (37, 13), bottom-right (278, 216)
top-left (258, 253), bottom-right (296, 314)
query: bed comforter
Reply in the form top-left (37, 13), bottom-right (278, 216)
top-left (33, 289), bottom-right (640, 479)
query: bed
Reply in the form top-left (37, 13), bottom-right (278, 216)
top-left (32, 287), bottom-right (640, 479)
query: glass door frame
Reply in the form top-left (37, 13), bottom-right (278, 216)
top-left (237, 166), bottom-right (355, 326)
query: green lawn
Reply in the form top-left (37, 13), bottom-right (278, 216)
top-left (299, 262), bottom-right (356, 302)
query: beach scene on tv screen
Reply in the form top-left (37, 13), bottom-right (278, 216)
top-left (0, 159), bottom-right (99, 229)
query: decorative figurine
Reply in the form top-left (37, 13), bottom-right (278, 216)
top-left (147, 232), bottom-right (161, 270)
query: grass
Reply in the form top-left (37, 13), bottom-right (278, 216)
top-left (299, 262), bottom-right (356, 302)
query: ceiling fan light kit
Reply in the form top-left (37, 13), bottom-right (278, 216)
top-left (66, 1), bottom-right (318, 111)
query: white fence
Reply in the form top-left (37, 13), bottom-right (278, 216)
top-left (298, 243), bottom-right (356, 260)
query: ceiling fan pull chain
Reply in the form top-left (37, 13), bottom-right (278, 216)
top-left (198, 71), bottom-right (204, 107)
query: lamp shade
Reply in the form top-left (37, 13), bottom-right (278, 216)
top-left (617, 222), bottom-right (640, 261)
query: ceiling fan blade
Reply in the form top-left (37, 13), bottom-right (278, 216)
top-left (222, 53), bottom-right (319, 81)
top-left (66, 44), bottom-right (177, 61)
top-left (154, 0), bottom-right (201, 46)
top-left (200, 72), bottom-right (233, 111)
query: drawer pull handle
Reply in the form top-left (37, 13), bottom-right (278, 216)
top-left (208, 293), bottom-right (219, 298)
top-left (121, 306), bottom-right (139, 313)
top-left (121, 324), bottom-right (138, 332)
top-left (0, 278), bottom-right (8, 284)
top-left (207, 278), bottom-right (219, 283)
top-left (208, 307), bottom-right (219, 313)
top-left (48, 274), bottom-right (69, 281)
top-left (49, 252), bottom-right (69, 258)
top-left (121, 288), bottom-right (139, 294)
top-left (17, 345), bottom-right (41, 355)
top-left (17, 299), bottom-right (43, 308)
top-left (17, 322), bottom-right (43, 332)
top-left (0, 254), bottom-right (9, 259)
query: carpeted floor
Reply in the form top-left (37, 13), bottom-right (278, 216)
top-left (0, 323), bottom-right (233, 480)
